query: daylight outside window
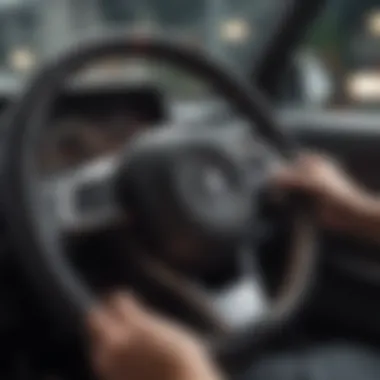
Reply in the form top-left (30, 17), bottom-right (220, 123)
top-left (286, 0), bottom-right (380, 110)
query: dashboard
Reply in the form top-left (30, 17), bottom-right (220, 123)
top-left (38, 86), bottom-right (166, 174)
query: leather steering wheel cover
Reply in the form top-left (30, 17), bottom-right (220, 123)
top-left (1, 36), bottom-right (316, 357)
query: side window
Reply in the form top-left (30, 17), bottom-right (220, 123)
top-left (281, 0), bottom-right (380, 110)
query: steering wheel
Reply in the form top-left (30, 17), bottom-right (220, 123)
top-left (2, 37), bottom-right (316, 371)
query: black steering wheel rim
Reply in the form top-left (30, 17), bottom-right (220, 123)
top-left (1, 36), bottom-right (316, 368)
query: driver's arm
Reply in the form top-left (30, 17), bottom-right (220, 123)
top-left (274, 153), bottom-right (380, 244)
top-left (88, 293), bottom-right (224, 380)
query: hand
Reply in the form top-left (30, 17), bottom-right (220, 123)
top-left (88, 293), bottom-right (223, 380)
top-left (273, 153), bottom-right (369, 232)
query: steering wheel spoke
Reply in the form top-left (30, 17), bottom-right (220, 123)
top-left (134, 245), bottom-right (269, 333)
top-left (205, 249), bottom-right (269, 330)
top-left (43, 154), bottom-right (126, 234)
top-left (207, 274), bottom-right (269, 330)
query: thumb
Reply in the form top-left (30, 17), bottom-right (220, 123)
top-left (271, 165), bottom-right (303, 190)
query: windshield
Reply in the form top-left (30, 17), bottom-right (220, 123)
top-left (0, 0), bottom-right (37, 73)
top-left (0, 0), bottom-right (281, 78)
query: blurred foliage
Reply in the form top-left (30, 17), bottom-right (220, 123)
top-left (306, 0), bottom-right (379, 55)
top-left (307, 5), bottom-right (339, 52)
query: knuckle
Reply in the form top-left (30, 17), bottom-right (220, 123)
top-left (103, 332), bottom-right (129, 355)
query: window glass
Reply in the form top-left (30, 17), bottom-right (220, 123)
top-left (0, 2), bottom-right (38, 74)
top-left (0, 0), bottom-right (283, 98)
top-left (282, 0), bottom-right (380, 110)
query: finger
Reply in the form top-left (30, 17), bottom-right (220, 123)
top-left (298, 154), bottom-right (320, 170)
top-left (297, 150), bottom-right (321, 163)
top-left (108, 293), bottom-right (168, 339)
top-left (88, 304), bottom-right (133, 360)
top-left (105, 292), bottom-right (144, 326)
top-left (87, 305), bottom-right (125, 348)
top-left (271, 166), bottom-right (299, 188)
top-left (298, 152), bottom-right (332, 172)
top-left (87, 306), bottom-right (114, 337)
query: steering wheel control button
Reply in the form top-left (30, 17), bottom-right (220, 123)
top-left (49, 155), bottom-right (123, 232)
